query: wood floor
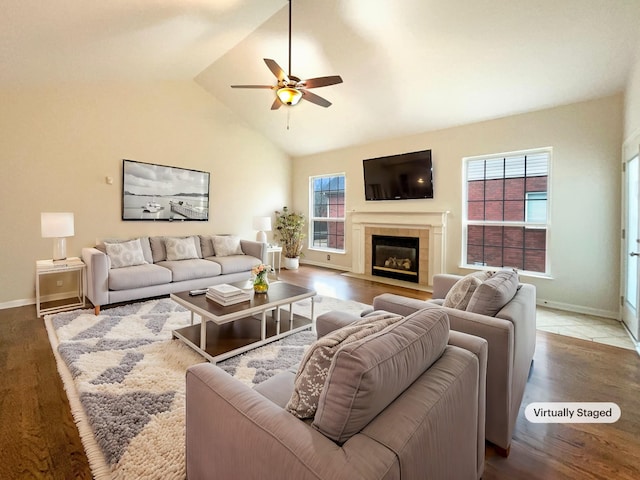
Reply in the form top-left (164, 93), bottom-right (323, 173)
top-left (1, 265), bottom-right (638, 479)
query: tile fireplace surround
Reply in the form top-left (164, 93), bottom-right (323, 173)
top-left (350, 211), bottom-right (449, 288)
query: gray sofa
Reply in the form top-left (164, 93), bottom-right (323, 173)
top-left (185, 308), bottom-right (488, 480)
top-left (82, 235), bottom-right (266, 315)
top-left (366, 272), bottom-right (536, 456)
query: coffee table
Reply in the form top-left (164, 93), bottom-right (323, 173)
top-left (170, 281), bottom-right (316, 363)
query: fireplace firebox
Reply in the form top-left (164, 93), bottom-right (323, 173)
top-left (371, 235), bottom-right (419, 283)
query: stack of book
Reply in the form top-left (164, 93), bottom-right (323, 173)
top-left (206, 284), bottom-right (251, 306)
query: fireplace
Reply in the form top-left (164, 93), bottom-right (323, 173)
top-left (371, 235), bottom-right (420, 283)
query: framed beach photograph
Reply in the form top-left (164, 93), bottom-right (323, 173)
top-left (121, 159), bottom-right (210, 221)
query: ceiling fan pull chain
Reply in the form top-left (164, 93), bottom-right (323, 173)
top-left (287, 107), bottom-right (291, 130)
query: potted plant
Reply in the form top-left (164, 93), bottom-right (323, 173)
top-left (274, 206), bottom-right (305, 269)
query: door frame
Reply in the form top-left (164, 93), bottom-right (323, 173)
top-left (621, 127), bottom-right (640, 342)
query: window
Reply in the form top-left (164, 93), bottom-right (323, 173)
top-left (463, 149), bottom-right (550, 274)
top-left (310, 174), bottom-right (345, 252)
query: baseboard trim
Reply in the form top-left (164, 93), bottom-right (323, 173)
top-left (0, 298), bottom-right (34, 310)
top-left (0, 292), bottom-right (78, 311)
top-left (536, 298), bottom-right (619, 320)
top-left (299, 259), bottom-right (350, 272)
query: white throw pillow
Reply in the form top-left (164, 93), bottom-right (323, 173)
top-left (105, 239), bottom-right (148, 269)
top-left (212, 235), bottom-right (244, 257)
top-left (164, 236), bottom-right (199, 261)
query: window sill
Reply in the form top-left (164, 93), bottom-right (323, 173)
top-left (459, 264), bottom-right (553, 280)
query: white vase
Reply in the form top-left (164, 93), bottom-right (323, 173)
top-left (283, 256), bottom-right (300, 270)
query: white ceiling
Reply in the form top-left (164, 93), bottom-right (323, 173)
top-left (2, 0), bottom-right (639, 157)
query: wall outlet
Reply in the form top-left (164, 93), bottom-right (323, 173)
top-left (326, 254), bottom-right (331, 261)
top-left (56, 280), bottom-right (63, 287)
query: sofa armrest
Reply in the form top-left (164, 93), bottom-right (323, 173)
top-left (449, 331), bottom-right (488, 479)
top-left (186, 364), bottom-right (398, 480)
top-left (240, 239), bottom-right (268, 264)
top-left (81, 247), bottom-right (109, 311)
top-left (495, 283), bottom-right (537, 437)
top-left (372, 293), bottom-right (430, 316)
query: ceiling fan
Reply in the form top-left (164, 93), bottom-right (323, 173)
top-left (231, 0), bottom-right (343, 110)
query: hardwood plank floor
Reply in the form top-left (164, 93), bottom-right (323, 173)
top-left (0, 265), bottom-right (638, 479)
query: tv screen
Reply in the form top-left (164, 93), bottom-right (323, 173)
top-left (363, 149), bottom-right (433, 201)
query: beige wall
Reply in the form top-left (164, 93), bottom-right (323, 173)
top-left (0, 81), bottom-right (291, 306)
top-left (293, 95), bottom-right (623, 317)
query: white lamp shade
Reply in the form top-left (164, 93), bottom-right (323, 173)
top-left (41, 212), bottom-right (75, 238)
top-left (252, 216), bottom-right (272, 232)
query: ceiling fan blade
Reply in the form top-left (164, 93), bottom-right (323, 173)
top-left (301, 75), bottom-right (343, 89)
top-left (264, 59), bottom-right (289, 83)
top-left (270, 97), bottom-right (283, 110)
top-left (300, 89), bottom-right (332, 108)
top-left (230, 85), bottom-right (274, 89)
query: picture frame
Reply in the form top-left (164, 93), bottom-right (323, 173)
top-left (121, 159), bottom-right (210, 221)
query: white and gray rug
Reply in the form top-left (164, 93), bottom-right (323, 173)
top-left (44, 295), bottom-right (367, 480)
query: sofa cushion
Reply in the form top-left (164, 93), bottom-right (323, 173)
top-left (157, 259), bottom-right (221, 282)
top-left (212, 235), bottom-right (244, 257)
top-left (150, 236), bottom-right (166, 263)
top-left (207, 255), bottom-right (260, 275)
top-left (108, 263), bottom-right (172, 291)
top-left (199, 235), bottom-right (215, 258)
top-left (443, 271), bottom-right (493, 310)
top-left (165, 236), bottom-right (199, 261)
top-left (312, 308), bottom-right (449, 444)
top-left (466, 269), bottom-right (519, 317)
top-left (104, 238), bottom-right (148, 269)
top-left (286, 312), bottom-right (404, 420)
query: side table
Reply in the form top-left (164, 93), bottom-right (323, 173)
top-left (36, 257), bottom-right (86, 317)
top-left (266, 245), bottom-right (283, 272)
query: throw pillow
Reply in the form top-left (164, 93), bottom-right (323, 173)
top-left (443, 271), bottom-right (494, 310)
top-left (104, 238), bottom-right (148, 269)
top-left (466, 268), bottom-right (519, 316)
top-left (313, 308), bottom-right (450, 444)
top-left (212, 235), bottom-right (244, 257)
top-left (286, 312), bottom-right (404, 419)
top-left (164, 236), bottom-right (199, 261)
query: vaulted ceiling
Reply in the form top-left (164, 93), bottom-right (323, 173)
top-left (2, 0), bottom-right (639, 156)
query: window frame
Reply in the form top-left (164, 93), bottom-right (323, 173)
top-left (462, 147), bottom-right (552, 277)
top-left (308, 173), bottom-right (346, 253)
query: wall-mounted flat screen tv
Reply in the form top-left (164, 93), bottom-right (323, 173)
top-left (122, 159), bottom-right (210, 221)
top-left (363, 149), bottom-right (433, 201)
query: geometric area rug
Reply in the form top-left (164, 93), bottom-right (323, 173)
top-left (44, 295), bottom-right (368, 479)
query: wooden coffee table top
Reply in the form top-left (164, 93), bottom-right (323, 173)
top-left (170, 281), bottom-right (316, 325)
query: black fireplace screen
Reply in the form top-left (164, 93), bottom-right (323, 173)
top-left (372, 235), bottom-right (419, 283)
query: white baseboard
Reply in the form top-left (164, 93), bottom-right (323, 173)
top-left (299, 259), bottom-right (351, 272)
top-left (0, 298), bottom-right (34, 310)
top-left (536, 298), bottom-right (619, 320)
top-left (0, 291), bottom-right (78, 311)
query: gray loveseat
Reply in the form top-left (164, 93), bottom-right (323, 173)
top-left (82, 235), bottom-right (266, 315)
top-left (185, 308), bottom-right (488, 480)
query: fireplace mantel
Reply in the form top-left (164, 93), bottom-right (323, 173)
top-left (349, 210), bottom-right (449, 286)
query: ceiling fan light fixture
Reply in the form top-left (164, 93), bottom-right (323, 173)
top-left (277, 87), bottom-right (303, 105)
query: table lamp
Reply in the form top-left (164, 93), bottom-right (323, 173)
top-left (252, 216), bottom-right (271, 243)
top-left (41, 212), bottom-right (75, 260)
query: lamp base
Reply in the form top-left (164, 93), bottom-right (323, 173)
top-left (52, 237), bottom-right (67, 261)
top-left (256, 231), bottom-right (267, 243)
